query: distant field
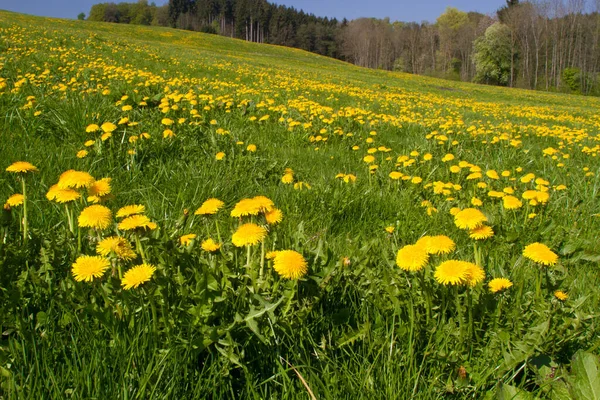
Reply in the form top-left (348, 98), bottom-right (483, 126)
top-left (0, 10), bottom-right (599, 399)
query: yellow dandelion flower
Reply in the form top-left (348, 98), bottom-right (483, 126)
top-left (454, 208), bottom-right (487, 230)
top-left (78, 205), bottom-right (112, 230)
top-left (434, 260), bottom-right (470, 285)
top-left (179, 234), bottom-right (197, 246)
top-left (195, 198), bottom-right (224, 215)
top-left (6, 161), bottom-right (38, 173)
top-left (488, 277), bottom-right (513, 293)
top-left (469, 225), bottom-right (494, 240)
top-left (396, 245), bottom-right (429, 272)
top-left (201, 238), bottom-right (221, 252)
top-left (389, 171), bottom-right (403, 180)
top-left (72, 255), bottom-right (110, 282)
top-left (266, 251), bottom-right (280, 260)
top-left (265, 208), bottom-right (283, 225)
top-left (281, 172), bottom-right (294, 184)
top-left (416, 235), bottom-right (456, 255)
top-left (86, 124), bottom-right (99, 132)
top-left (50, 186), bottom-right (81, 203)
top-left (272, 250), bottom-right (308, 280)
top-left (216, 152), bottom-right (225, 160)
top-left (450, 207), bottom-right (461, 216)
top-left (88, 178), bottom-right (112, 198)
top-left (486, 170), bottom-right (499, 180)
top-left (554, 290), bottom-right (568, 301)
top-left (101, 122), bottom-right (116, 133)
top-left (464, 263), bottom-right (485, 287)
top-left (523, 243), bottom-right (558, 266)
top-left (471, 197), bottom-right (483, 207)
top-left (84, 140), bottom-right (95, 147)
top-left (247, 144), bottom-right (257, 152)
top-left (363, 155), bottom-right (375, 163)
top-left (118, 214), bottom-right (157, 231)
top-left (503, 195), bottom-right (523, 210)
top-left (96, 236), bottom-right (136, 260)
top-left (58, 170), bottom-right (95, 189)
top-left (5, 194), bottom-right (24, 207)
top-left (293, 181), bottom-right (311, 190)
top-left (231, 223), bottom-right (267, 247)
top-left (121, 264), bottom-right (156, 289)
top-left (76, 150), bottom-right (88, 159)
top-left (231, 196), bottom-right (274, 218)
top-left (385, 226), bottom-right (395, 234)
top-left (116, 204), bottom-right (145, 218)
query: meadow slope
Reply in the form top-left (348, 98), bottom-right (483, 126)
top-left (0, 10), bottom-right (599, 399)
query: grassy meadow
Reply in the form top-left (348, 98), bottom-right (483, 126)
top-left (1, 9), bottom-right (600, 399)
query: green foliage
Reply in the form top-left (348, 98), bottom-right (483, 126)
top-left (0, 10), bottom-right (599, 398)
top-left (473, 22), bottom-right (513, 86)
top-left (562, 68), bottom-right (582, 93)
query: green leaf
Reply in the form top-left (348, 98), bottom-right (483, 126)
top-left (497, 383), bottom-right (536, 400)
top-left (569, 351), bottom-right (600, 400)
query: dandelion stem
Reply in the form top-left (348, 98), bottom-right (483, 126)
top-left (135, 233), bottom-right (146, 263)
top-left (259, 240), bottom-right (265, 281)
top-left (454, 287), bottom-right (464, 342)
top-left (65, 204), bottom-right (73, 234)
top-left (467, 288), bottom-right (474, 339)
top-left (21, 177), bottom-right (28, 243)
top-left (214, 219), bottom-right (222, 244)
top-left (418, 271), bottom-right (431, 325)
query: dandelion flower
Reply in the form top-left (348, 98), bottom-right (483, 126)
top-left (503, 195), bottom-right (523, 210)
top-left (464, 263), bottom-right (485, 287)
top-left (58, 170), bottom-right (95, 189)
top-left (272, 250), bottom-right (308, 279)
top-left (488, 278), bottom-right (513, 293)
top-left (215, 152), bottom-right (225, 160)
top-left (86, 124), bottom-right (99, 132)
top-left (554, 290), bottom-right (568, 301)
top-left (72, 255), bottom-right (110, 282)
top-left (396, 245), bottom-right (429, 272)
top-left (179, 234), bottom-right (197, 246)
top-left (121, 264), bottom-right (156, 289)
top-left (78, 205), bottom-right (112, 230)
top-left (53, 187), bottom-right (81, 203)
top-left (5, 194), bottom-right (24, 207)
top-left (6, 161), bottom-right (38, 173)
top-left (195, 198), bottom-right (224, 215)
top-left (118, 214), bottom-right (157, 231)
top-left (76, 150), bottom-right (88, 158)
top-left (247, 144), bottom-right (257, 152)
top-left (454, 208), bottom-right (487, 230)
top-left (416, 235), bottom-right (455, 255)
top-left (231, 223), bottom-right (267, 247)
top-left (523, 243), bottom-right (558, 266)
top-left (88, 178), bottom-right (112, 197)
top-left (469, 225), bottom-right (494, 240)
top-left (96, 236), bottom-right (136, 260)
top-left (116, 204), bottom-right (145, 218)
top-left (281, 172), bottom-right (294, 184)
top-left (266, 251), bottom-right (280, 260)
top-left (434, 260), bottom-right (470, 285)
top-left (201, 238), bottom-right (221, 252)
top-left (231, 196), bottom-right (274, 218)
top-left (385, 226), bottom-right (395, 234)
top-left (101, 122), bottom-right (117, 133)
top-left (265, 208), bottom-right (283, 225)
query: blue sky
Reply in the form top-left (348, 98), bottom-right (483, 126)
top-left (0, 0), bottom-right (503, 22)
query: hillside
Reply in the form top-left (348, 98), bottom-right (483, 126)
top-left (0, 10), bottom-right (599, 399)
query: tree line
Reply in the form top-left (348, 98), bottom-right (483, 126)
top-left (86, 0), bottom-right (600, 95)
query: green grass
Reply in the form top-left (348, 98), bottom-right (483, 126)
top-left (0, 9), bottom-right (599, 399)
